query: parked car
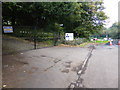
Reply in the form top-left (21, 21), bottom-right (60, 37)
top-left (104, 38), bottom-right (108, 41)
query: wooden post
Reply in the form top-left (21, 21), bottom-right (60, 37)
top-left (34, 26), bottom-right (36, 49)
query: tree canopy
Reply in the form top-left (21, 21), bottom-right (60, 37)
top-left (105, 22), bottom-right (120, 39)
top-left (2, 2), bottom-right (108, 38)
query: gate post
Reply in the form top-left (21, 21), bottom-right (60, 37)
top-left (54, 32), bottom-right (59, 46)
top-left (34, 26), bottom-right (36, 49)
top-left (54, 32), bottom-right (57, 46)
top-left (34, 18), bottom-right (38, 49)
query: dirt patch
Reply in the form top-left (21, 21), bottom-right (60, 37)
top-left (33, 55), bottom-right (41, 58)
top-left (27, 67), bottom-right (39, 74)
top-left (32, 67), bottom-right (39, 70)
top-left (3, 60), bottom-right (28, 68)
top-left (43, 65), bottom-right (54, 72)
top-left (61, 69), bottom-right (69, 73)
top-left (3, 60), bottom-right (29, 73)
top-left (3, 54), bottom-right (29, 73)
top-left (41, 55), bottom-right (47, 57)
top-left (65, 64), bottom-right (71, 68)
top-left (65, 61), bottom-right (72, 64)
top-left (17, 61), bottom-right (28, 65)
top-left (54, 59), bottom-right (61, 63)
top-left (71, 63), bottom-right (83, 72)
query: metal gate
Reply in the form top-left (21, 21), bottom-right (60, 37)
top-left (2, 26), bottom-right (60, 55)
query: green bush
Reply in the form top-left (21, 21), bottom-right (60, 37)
top-left (58, 38), bottom-right (89, 46)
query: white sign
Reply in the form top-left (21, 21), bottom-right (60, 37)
top-left (65, 33), bottom-right (74, 41)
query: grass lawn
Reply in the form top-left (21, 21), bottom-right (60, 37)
top-left (79, 40), bottom-right (108, 47)
top-left (94, 40), bottom-right (108, 43)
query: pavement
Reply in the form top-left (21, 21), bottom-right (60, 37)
top-left (2, 47), bottom-right (90, 88)
top-left (2, 40), bottom-right (119, 88)
top-left (81, 45), bottom-right (118, 88)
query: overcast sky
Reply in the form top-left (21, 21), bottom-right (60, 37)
top-left (103, 0), bottom-right (120, 28)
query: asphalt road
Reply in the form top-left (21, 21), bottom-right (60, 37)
top-left (2, 43), bottom-right (119, 88)
top-left (3, 47), bottom-right (90, 88)
top-left (81, 45), bottom-right (118, 88)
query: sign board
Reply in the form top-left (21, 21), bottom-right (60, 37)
top-left (3, 26), bottom-right (13, 33)
top-left (65, 33), bottom-right (74, 41)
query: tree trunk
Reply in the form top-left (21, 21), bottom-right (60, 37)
top-left (12, 17), bottom-right (15, 26)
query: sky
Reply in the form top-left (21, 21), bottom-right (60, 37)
top-left (103, 0), bottom-right (120, 28)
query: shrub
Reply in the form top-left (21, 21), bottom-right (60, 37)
top-left (58, 38), bottom-right (89, 46)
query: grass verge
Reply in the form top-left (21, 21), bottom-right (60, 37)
top-left (79, 42), bottom-right (90, 47)
top-left (94, 40), bottom-right (108, 43)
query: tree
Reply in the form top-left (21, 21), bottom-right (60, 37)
top-left (2, 2), bottom-right (108, 38)
top-left (2, 2), bottom-right (18, 25)
top-left (106, 22), bottom-right (119, 39)
top-left (65, 2), bottom-right (108, 38)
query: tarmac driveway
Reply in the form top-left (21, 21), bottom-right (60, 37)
top-left (2, 47), bottom-right (90, 88)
